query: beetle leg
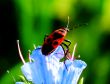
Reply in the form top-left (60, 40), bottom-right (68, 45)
top-left (62, 42), bottom-right (69, 50)
top-left (60, 43), bottom-right (70, 71)
top-left (44, 34), bottom-right (48, 41)
top-left (60, 44), bottom-right (66, 53)
top-left (64, 39), bottom-right (71, 47)
top-left (61, 42), bottom-right (71, 60)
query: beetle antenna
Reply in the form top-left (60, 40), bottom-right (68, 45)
top-left (66, 16), bottom-right (69, 28)
top-left (73, 23), bottom-right (88, 29)
top-left (17, 40), bottom-right (25, 64)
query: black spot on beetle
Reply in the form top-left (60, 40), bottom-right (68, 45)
top-left (42, 44), bottom-right (54, 55)
top-left (46, 38), bottom-right (52, 44)
top-left (53, 32), bottom-right (63, 40)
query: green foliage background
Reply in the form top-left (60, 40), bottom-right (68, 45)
top-left (0, 0), bottom-right (110, 84)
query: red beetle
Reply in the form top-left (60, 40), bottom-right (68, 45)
top-left (41, 17), bottom-right (71, 56)
top-left (41, 27), bottom-right (71, 56)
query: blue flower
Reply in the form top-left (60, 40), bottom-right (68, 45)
top-left (61, 60), bottom-right (86, 84)
top-left (16, 43), bottom-right (87, 84)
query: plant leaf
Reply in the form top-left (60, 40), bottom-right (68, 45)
top-left (79, 77), bottom-right (84, 84)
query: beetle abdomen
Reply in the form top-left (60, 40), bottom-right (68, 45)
top-left (41, 44), bottom-right (54, 55)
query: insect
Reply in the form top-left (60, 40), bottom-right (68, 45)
top-left (41, 17), bottom-right (71, 56)
top-left (41, 17), bottom-right (87, 59)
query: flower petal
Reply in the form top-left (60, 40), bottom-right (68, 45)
top-left (61, 60), bottom-right (87, 84)
top-left (30, 46), bottom-right (65, 84)
top-left (21, 63), bottom-right (32, 81)
top-left (20, 45), bottom-right (87, 84)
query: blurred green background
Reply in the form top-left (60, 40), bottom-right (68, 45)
top-left (0, 0), bottom-right (110, 84)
